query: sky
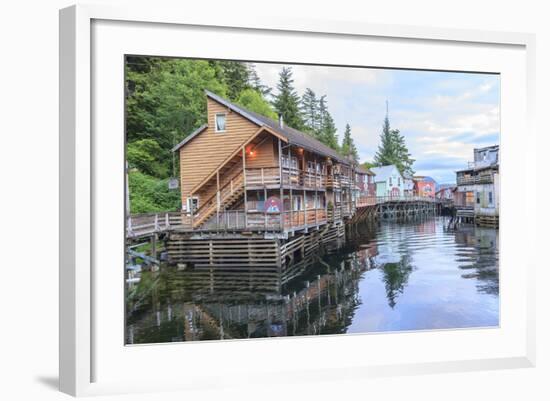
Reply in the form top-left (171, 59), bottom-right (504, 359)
top-left (253, 63), bottom-right (500, 184)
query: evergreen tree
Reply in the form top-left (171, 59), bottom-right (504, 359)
top-left (390, 128), bottom-right (415, 176)
top-left (301, 88), bottom-right (319, 134)
top-left (317, 95), bottom-right (328, 136)
top-left (341, 123), bottom-right (359, 163)
top-left (316, 95), bottom-right (339, 150)
top-left (374, 115), bottom-right (415, 176)
top-left (247, 64), bottom-right (272, 96)
top-left (272, 67), bottom-right (305, 130)
top-left (214, 60), bottom-right (252, 101)
top-left (374, 116), bottom-right (395, 165)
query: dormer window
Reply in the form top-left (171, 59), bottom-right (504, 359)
top-left (215, 113), bottom-right (226, 132)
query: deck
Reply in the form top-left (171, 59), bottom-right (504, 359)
top-left (245, 166), bottom-right (352, 191)
top-left (127, 195), bottom-right (438, 239)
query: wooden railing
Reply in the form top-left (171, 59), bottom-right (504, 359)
top-left (281, 167), bottom-right (325, 189)
top-left (197, 208), bottom-right (328, 231)
top-left (457, 174), bottom-right (494, 186)
top-left (127, 212), bottom-right (185, 238)
top-left (376, 195), bottom-right (437, 204)
top-left (200, 210), bottom-right (247, 230)
top-left (338, 175), bottom-right (352, 187)
top-left (127, 195), bottom-right (438, 237)
top-left (356, 195), bottom-right (377, 207)
top-left (325, 176), bottom-right (340, 189)
top-left (246, 166), bottom-right (330, 190)
top-left (192, 170), bottom-right (245, 227)
top-left (245, 167), bottom-right (280, 187)
top-left (282, 208), bottom-right (327, 229)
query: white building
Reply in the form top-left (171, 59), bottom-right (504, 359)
top-left (371, 165), bottom-right (404, 198)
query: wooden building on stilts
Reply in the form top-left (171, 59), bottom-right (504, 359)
top-left (167, 90), bottom-right (358, 271)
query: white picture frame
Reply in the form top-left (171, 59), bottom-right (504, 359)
top-left (59, 4), bottom-right (536, 397)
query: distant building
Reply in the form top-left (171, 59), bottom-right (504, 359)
top-left (403, 173), bottom-right (415, 196)
top-left (371, 165), bottom-right (404, 197)
top-left (354, 165), bottom-right (376, 197)
top-left (455, 145), bottom-right (499, 226)
top-left (435, 185), bottom-right (455, 201)
top-left (413, 176), bottom-right (436, 198)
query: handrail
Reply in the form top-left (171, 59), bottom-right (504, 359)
top-left (127, 212), bottom-right (184, 238)
top-left (191, 171), bottom-right (246, 227)
top-left (192, 168), bottom-right (244, 217)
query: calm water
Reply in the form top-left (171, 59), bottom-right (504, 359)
top-left (126, 216), bottom-right (499, 344)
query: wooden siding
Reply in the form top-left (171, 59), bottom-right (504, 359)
top-left (245, 135), bottom-right (278, 168)
top-left (179, 97), bottom-right (260, 204)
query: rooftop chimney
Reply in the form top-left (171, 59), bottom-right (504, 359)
top-left (279, 114), bottom-right (284, 129)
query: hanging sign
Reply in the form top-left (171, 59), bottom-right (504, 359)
top-left (168, 178), bottom-right (179, 190)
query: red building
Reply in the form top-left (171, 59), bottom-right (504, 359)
top-left (413, 176), bottom-right (436, 198)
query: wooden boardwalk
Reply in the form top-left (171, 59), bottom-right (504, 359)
top-left (127, 196), bottom-right (439, 239)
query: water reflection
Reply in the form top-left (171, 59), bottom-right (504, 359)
top-left (126, 217), bottom-right (499, 343)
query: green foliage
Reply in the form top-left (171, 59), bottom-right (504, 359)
top-left (125, 57), bottom-right (368, 213)
top-left (235, 88), bottom-right (278, 119)
top-left (213, 60), bottom-right (252, 101)
top-left (301, 88), bottom-right (319, 134)
top-left (361, 161), bottom-right (376, 169)
top-left (127, 139), bottom-right (168, 177)
top-left (374, 116), bottom-right (415, 176)
top-left (316, 96), bottom-right (339, 150)
top-left (272, 67), bottom-right (305, 130)
top-left (341, 123), bottom-right (359, 163)
top-left (126, 58), bottom-right (228, 178)
top-left (381, 255), bottom-right (414, 308)
top-left (248, 63), bottom-right (272, 96)
top-left (129, 171), bottom-right (181, 213)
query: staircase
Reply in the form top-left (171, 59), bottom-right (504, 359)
top-left (192, 170), bottom-right (245, 228)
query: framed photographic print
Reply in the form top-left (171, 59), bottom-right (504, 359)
top-left (59, 4), bottom-right (536, 397)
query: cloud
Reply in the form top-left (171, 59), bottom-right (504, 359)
top-left (252, 62), bottom-right (500, 183)
top-left (254, 62), bottom-right (388, 97)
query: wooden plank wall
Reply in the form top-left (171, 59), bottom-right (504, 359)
top-left (246, 135), bottom-right (278, 169)
top-left (179, 97), bottom-right (259, 205)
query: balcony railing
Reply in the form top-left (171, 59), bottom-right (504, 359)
top-left (245, 167), bottom-right (280, 187)
top-left (197, 208), bottom-right (328, 232)
top-left (244, 166), bottom-right (355, 191)
top-left (457, 173), bottom-right (494, 186)
top-left (356, 195), bottom-right (377, 207)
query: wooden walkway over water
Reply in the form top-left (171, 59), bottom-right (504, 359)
top-left (127, 196), bottom-right (439, 239)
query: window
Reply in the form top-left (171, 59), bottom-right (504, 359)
top-left (186, 197), bottom-right (199, 213)
top-left (307, 161), bottom-right (315, 172)
top-left (476, 192), bottom-right (480, 204)
top-left (389, 177), bottom-right (392, 186)
top-left (215, 113), bottom-right (226, 132)
top-left (488, 191), bottom-right (493, 205)
top-left (291, 157), bottom-right (298, 170)
top-left (398, 177), bottom-right (401, 186)
top-left (281, 155), bottom-right (289, 168)
top-left (294, 196), bottom-right (303, 211)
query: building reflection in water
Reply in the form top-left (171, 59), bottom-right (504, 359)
top-left (126, 246), bottom-right (375, 343)
top-left (126, 217), bottom-right (499, 344)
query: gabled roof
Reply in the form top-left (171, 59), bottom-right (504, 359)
top-left (370, 165), bottom-right (400, 182)
top-left (171, 124), bottom-right (208, 152)
top-left (355, 165), bottom-right (375, 176)
top-left (172, 90), bottom-right (351, 165)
